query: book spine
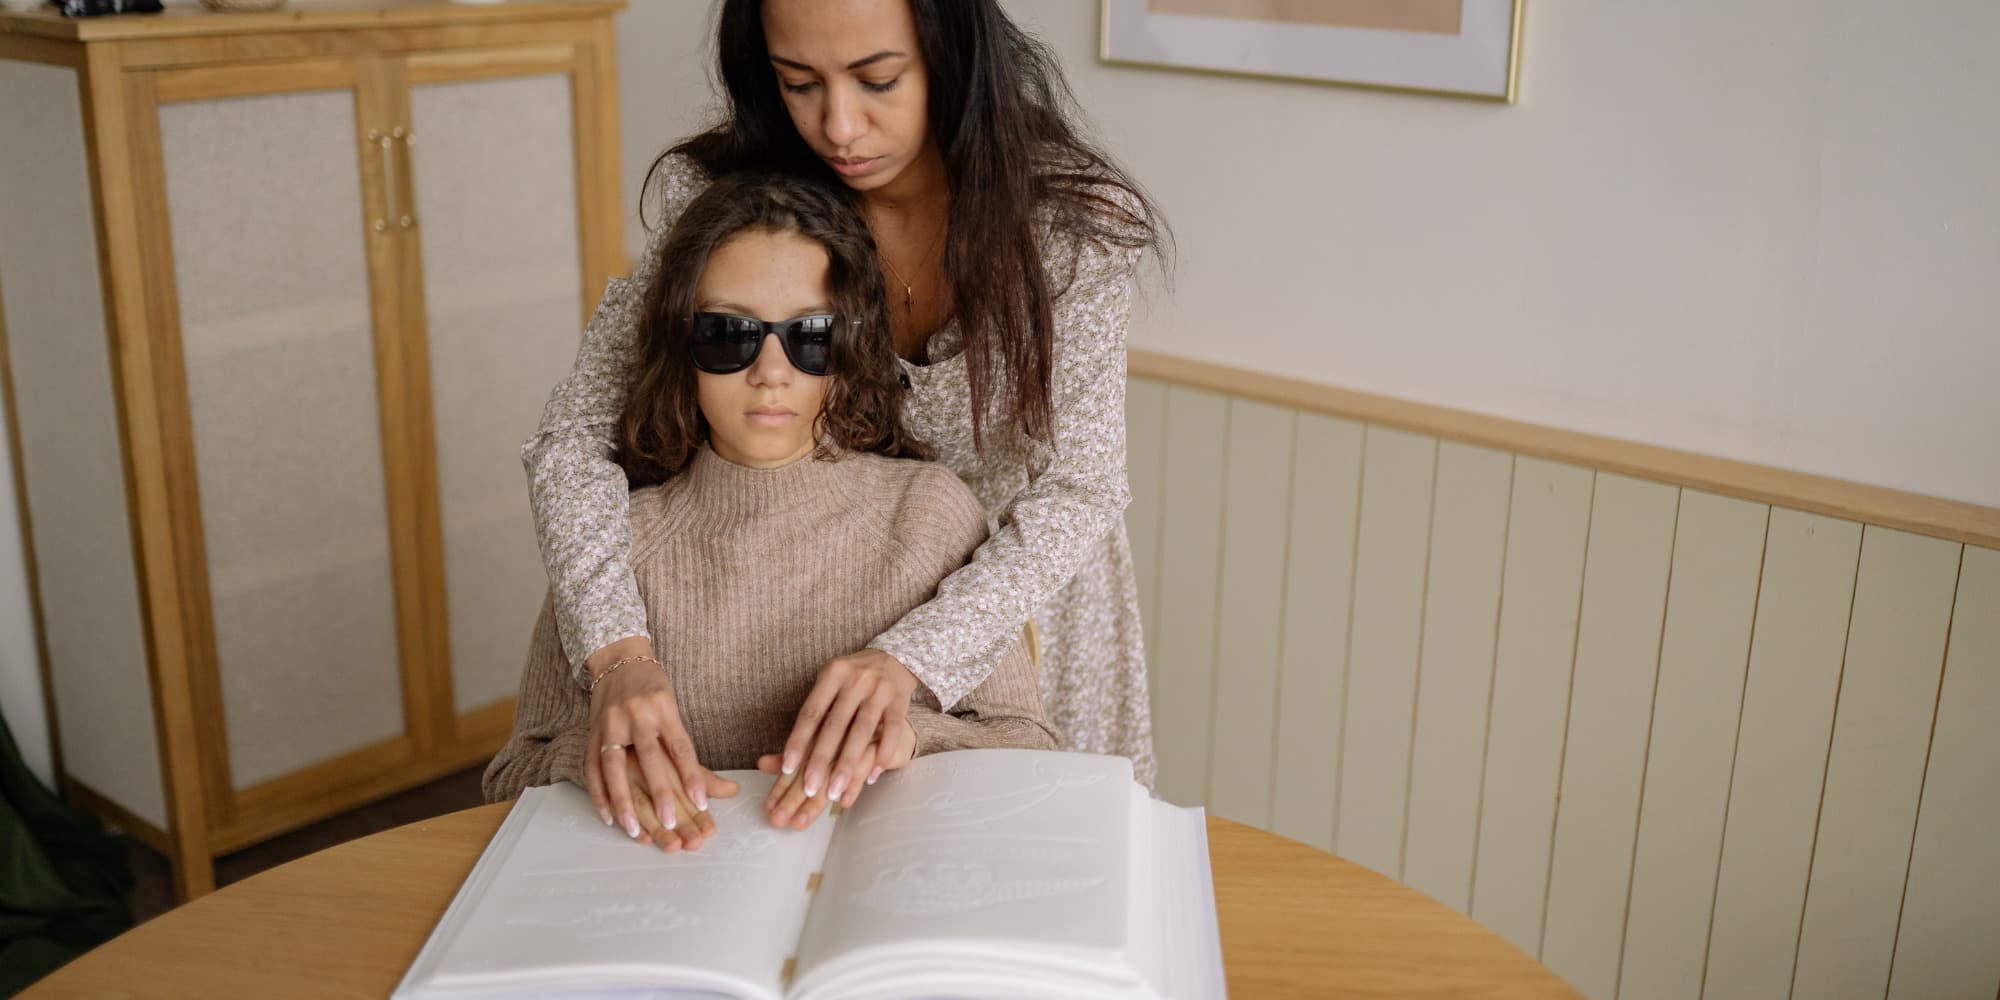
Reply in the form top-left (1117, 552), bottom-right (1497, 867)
top-left (783, 869), bottom-right (824, 988)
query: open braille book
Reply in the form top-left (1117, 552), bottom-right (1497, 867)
top-left (393, 748), bottom-right (1225, 999)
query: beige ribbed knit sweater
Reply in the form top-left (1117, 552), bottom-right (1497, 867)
top-left (483, 446), bottom-right (1057, 800)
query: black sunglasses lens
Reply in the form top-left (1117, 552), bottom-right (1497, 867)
top-left (690, 314), bottom-right (763, 372)
top-left (784, 315), bottom-right (836, 375)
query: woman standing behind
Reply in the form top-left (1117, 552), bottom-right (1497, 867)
top-left (525, 0), bottom-right (1167, 832)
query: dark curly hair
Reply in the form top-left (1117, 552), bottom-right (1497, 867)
top-left (617, 171), bottom-right (930, 487)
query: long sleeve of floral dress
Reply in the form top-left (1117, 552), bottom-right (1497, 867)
top-left (863, 221), bottom-right (1142, 710)
top-left (521, 159), bottom-right (706, 678)
top-left (524, 156), bottom-right (1143, 707)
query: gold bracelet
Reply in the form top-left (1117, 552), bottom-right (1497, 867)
top-left (587, 653), bottom-right (665, 692)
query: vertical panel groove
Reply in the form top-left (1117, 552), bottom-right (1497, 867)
top-left (1542, 476), bottom-right (1681, 995)
top-left (1473, 459), bottom-right (1596, 954)
top-left (1704, 513), bottom-right (1863, 1000)
top-left (1885, 544), bottom-right (2000, 1000)
top-left (1149, 387), bottom-right (1230, 805)
top-left (1880, 544), bottom-right (1965, 999)
top-left (1207, 400), bottom-right (1296, 824)
top-left (1199, 404), bottom-right (1235, 806)
top-left (1463, 454), bottom-right (1518, 912)
top-left (1536, 472), bottom-right (1599, 960)
top-left (1792, 529), bottom-right (1959, 998)
top-left (1404, 443), bottom-right (1512, 909)
top-left (1396, 441), bottom-right (1444, 881)
top-left (1787, 536), bottom-right (1869, 1000)
top-left (1620, 493), bottom-right (1769, 1000)
top-left (1337, 429), bottom-right (1438, 874)
top-left (1614, 489), bottom-right (1686, 999)
top-left (1263, 411), bottom-right (1301, 828)
top-left (1331, 429), bottom-right (1370, 849)
top-left (1697, 504), bottom-right (1776, 1000)
top-left (1271, 415), bottom-right (1364, 849)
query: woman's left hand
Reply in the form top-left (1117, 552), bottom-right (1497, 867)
top-left (778, 648), bottom-right (919, 808)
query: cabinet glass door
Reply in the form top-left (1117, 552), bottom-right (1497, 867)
top-left (406, 55), bottom-right (592, 715)
top-left (151, 61), bottom-right (411, 792)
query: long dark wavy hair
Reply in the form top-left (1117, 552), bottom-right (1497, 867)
top-left (647, 0), bottom-right (1168, 447)
top-left (617, 171), bottom-right (931, 488)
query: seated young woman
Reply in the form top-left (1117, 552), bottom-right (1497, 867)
top-left (483, 171), bottom-right (1056, 851)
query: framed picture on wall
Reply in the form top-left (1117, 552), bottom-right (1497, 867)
top-left (1100, 0), bottom-right (1524, 103)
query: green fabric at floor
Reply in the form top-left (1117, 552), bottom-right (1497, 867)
top-left (0, 710), bottom-right (132, 997)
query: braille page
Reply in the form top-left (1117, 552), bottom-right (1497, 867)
top-left (395, 775), bottom-right (832, 1000)
top-left (788, 750), bottom-right (1139, 997)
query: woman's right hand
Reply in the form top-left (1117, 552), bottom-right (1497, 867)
top-left (583, 638), bottom-right (712, 837)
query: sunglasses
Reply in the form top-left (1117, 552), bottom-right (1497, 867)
top-left (688, 312), bottom-right (840, 376)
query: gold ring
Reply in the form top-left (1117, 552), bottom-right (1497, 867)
top-left (599, 742), bottom-right (633, 755)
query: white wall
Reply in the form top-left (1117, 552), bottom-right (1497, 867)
top-left (616, 0), bottom-right (2000, 508)
top-left (0, 395), bottom-right (52, 789)
top-left (1052, 0), bottom-right (2000, 508)
top-left (615, 2), bottom-right (720, 261)
top-left (0, 40), bottom-right (56, 792)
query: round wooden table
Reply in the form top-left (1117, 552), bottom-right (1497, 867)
top-left (26, 807), bottom-right (1580, 998)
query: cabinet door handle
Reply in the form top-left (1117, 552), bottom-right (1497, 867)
top-left (393, 126), bottom-right (417, 230)
top-left (368, 128), bottom-right (396, 233)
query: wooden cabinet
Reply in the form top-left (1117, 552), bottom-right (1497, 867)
top-left (0, 0), bottom-right (623, 899)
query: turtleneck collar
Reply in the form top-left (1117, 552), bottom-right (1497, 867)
top-left (672, 443), bottom-right (861, 531)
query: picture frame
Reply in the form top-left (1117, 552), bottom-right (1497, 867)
top-left (1100, 0), bottom-right (1525, 103)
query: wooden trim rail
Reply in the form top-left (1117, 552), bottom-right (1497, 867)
top-left (1127, 349), bottom-right (2000, 550)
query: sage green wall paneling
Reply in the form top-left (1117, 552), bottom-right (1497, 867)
top-left (1206, 400), bottom-right (1296, 825)
top-left (1618, 492), bottom-right (1770, 1000)
top-left (1123, 372), bottom-right (1999, 1000)
top-left (1887, 544), bottom-right (2000, 1000)
top-left (1703, 511), bottom-right (1863, 1000)
top-left (1401, 442), bottom-right (1513, 911)
top-left (1333, 426), bottom-right (1438, 878)
top-left (1539, 474), bottom-right (1679, 999)
top-left (1269, 414), bottom-right (1365, 852)
top-left (1469, 457), bottom-right (1596, 957)
top-left (1149, 387), bottom-right (1229, 806)
top-left (1792, 528), bottom-right (1961, 1000)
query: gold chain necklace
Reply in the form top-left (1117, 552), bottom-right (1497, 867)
top-left (879, 218), bottom-right (948, 317)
